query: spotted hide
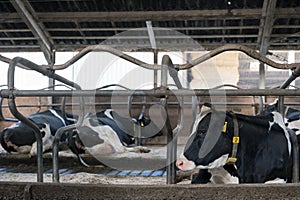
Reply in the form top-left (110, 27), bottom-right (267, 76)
top-left (67, 109), bottom-right (162, 158)
top-left (0, 108), bottom-right (75, 156)
top-left (177, 104), bottom-right (294, 184)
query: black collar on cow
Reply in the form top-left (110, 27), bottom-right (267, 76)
top-left (226, 111), bottom-right (239, 164)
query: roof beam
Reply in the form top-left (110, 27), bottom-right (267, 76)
top-left (10, 0), bottom-right (54, 65)
top-left (1, 7), bottom-right (299, 22)
top-left (0, 9), bottom-right (263, 22)
top-left (45, 25), bottom-right (260, 32)
top-left (9, 42), bottom-right (300, 52)
top-left (257, 0), bottom-right (277, 89)
top-left (257, 0), bottom-right (277, 54)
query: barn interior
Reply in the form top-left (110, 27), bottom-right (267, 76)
top-left (1, 0), bottom-right (300, 199)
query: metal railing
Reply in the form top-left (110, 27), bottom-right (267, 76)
top-left (1, 44), bottom-right (300, 184)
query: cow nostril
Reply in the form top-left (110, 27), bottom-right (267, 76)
top-left (176, 160), bottom-right (184, 167)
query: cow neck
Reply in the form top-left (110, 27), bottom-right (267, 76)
top-left (226, 111), bottom-right (239, 164)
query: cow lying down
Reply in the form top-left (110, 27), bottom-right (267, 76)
top-left (177, 103), bottom-right (296, 184)
top-left (0, 108), bottom-right (75, 156)
top-left (67, 109), bottom-right (162, 162)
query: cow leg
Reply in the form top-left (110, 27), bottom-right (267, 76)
top-left (209, 167), bottom-right (239, 184)
top-left (30, 124), bottom-right (52, 156)
top-left (191, 169), bottom-right (212, 184)
top-left (16, 145), bottom-right (32, 154)
top-left (264, 178), bottom-right (286, 184)
top-left (125, 146), bottom-right (150, 153)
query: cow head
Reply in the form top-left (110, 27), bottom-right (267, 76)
top-left (177, 105), bottom-right (234, 171)
top-left (0, 123), bottom-right (48, 154)
top-left (0, 128), bottom-right (19, 153)
top-left (67, 117), bottom-right (106, 155)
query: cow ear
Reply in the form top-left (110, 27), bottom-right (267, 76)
top-left (88, 118), bottom-right (99, 127)
top-left (200, 103), bottom-right (213, 118)
top-left (40, 131), bottom-right (46, 137)
top-left (37, 123), bottom-right (47, 129)
top-left (203, 102), bottom-right (212, 108)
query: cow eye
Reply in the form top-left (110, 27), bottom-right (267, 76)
top-left (199, 129), bottom-right (206, 134)
top-left (40, 131), bottom-right (46, 137)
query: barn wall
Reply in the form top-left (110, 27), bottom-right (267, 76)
top-left (0, 97), bottom-right (50, 130)
top-left (1, 95), bottom-right (300, 145)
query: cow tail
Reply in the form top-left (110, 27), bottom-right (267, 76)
top-left (77, 155), bottom-right (90, 167)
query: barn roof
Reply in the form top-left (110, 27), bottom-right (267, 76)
top-left (0, 0), bottom-right (299, 63)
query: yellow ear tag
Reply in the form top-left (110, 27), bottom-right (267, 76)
top-left (232, 136), bottom-right (240, 144)
top-left (222, 121), bottom-right (227, 132)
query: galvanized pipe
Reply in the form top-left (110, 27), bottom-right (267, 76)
top-left (8, 57), bottom-right (44, 182)
top-left (3, 88), bottom-right (300, 97)
top-left (45, 44), bottom-right (300, 71)
top-left (180, 44), bottom-right (300, 70)
top-left (49, 45), bottom-right (155, 70)
top-left (280, 67), bottom-right (300, 89)
top-left (0, 54), bottom-right (30, 70)
top-left (0, 96), bottom-right (18, 122)
top-left (287, 128), bottom-right (299, 183)
top-left (7, 57), bottom-right (82, 182)
top-left (52, 105), bottom-right (84, 182)
top-left (52, 94), bottom-right (85, 182)
top-left (128, 94), bottom-right (146, 146)
top-left (161, 55), bottom-right (177, 184)
top-left (153, 49), bottom-right (158, 88)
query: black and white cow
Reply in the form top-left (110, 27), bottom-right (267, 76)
top-left (67, 109), bottom-right (162, 157)
top-left (176, 103), bottom-right (294, 184)
top-left (0, 108), bottom-right (75, 156)
top-left (263, 99), bottom-right (300, 135)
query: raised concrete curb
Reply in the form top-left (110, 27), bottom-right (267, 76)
top-left (1, 182), bottom-right (300, 199)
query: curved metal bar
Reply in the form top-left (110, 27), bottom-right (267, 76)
top-left (168, 64), bottom-right (183, 89)
top-left (179, 44), bottom-right (300, 70)
top-left (0, 97), bottom-right (5, 121)
top-left (52, 100), bottom-right (84, 183)
top-left (128, 93), bottom-right (147, 146)
top-left (7, 57), bottom-right (82, 182)
top-left (8, 57), bottom-right (44, 182)
top-left (0, 54), bottom-right (30, 70)
top-left (0, 96), bottom-right (18, 122)
top-left (161, 55), bottom-right (177, 184)
top-left (211, 84), bottom-right (245, 90)
top-left (45, 44), bottom-right (300, 71)
top-left (96, 84), bottom-right (131, 91)
top-left (49, 45), bottom-right (155, 70)
top-left (280, 67), bottom-right (300, 89)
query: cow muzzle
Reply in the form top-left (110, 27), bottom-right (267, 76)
top-left (176, 154), bottom-right (196, 171)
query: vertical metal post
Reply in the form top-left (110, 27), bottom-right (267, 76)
top-left (135, 125), bottom-right (142, 146)
top-left (161, 55), bottom-right (176, 184)
top-left (154, 49), bottom-right (158, 88)
top-left (277, 96), bottom-right (284, 117)
top-left (8, 57), bottom-right (44, 182)
top-left (48, 69), bottom-right (55, 109)
top-left (6, 56), bottom-right (82, 183)
top-left (192, 96), bottom-right (199, 124)
top-left (289, 128), bottom-right (299, 183)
